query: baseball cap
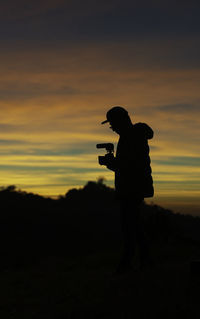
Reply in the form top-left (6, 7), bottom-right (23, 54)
top-left (101, 106), bottom-right (129, 124)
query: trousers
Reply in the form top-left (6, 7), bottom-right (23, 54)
top-left (119, 198), bottom-right (149, 266)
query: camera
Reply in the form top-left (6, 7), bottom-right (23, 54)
top-left (96, 143), bottom-right (114, 166)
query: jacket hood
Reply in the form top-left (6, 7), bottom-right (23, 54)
top-left (133, 122), bottom-right (154, 139)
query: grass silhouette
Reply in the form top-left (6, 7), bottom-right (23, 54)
top-left (0, 181), bottom-right (200, 318)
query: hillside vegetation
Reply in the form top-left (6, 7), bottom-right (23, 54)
top-left (0, 180), bottom-right (200, 318)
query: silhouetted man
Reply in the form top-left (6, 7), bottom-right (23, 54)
top-left (100, 106), bottom-right (154, 273)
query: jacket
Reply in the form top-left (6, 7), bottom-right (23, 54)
top-left (107, 122), bottom-right (154, 199)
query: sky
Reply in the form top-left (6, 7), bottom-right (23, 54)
top-left (0, 0), bottom-right (200, 215)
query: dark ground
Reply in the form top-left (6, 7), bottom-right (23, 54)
top-left (0, 183), bottom-right (200, 318)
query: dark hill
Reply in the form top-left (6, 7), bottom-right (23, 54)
top-left (0, 180), bottom-right (200, 269)
top-left (1, 181), bottom-right (200, 318)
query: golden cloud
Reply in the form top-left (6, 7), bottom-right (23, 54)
top-left (0, 41), bottom-right (199, 215)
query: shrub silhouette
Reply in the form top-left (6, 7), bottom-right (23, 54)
top-left (0, 180), bottom-right (200, 269)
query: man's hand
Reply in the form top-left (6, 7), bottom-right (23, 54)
top-left (105, 153), bottom-right (116, 171)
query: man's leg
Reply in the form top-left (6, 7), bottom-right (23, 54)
top-left (118, 198), bottom-right (150, 272)
top-left (119, 200), bottom-right (134, 267)
top-left (118, 199), bottom-right (142, 270)
top-left (134, 205), bottom-right (151, 269)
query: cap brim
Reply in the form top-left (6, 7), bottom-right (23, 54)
top-left (101, 120), bottom-right (109, 124)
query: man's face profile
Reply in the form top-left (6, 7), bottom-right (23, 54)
top-left (109, 117), bottom-right (127, 135)
top-left (109, 118), bottom-right (121, 134)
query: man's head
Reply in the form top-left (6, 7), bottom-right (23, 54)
top-left (101, 106), bottom-right (132, 134)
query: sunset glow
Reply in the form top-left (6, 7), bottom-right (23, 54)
top-left (0, 1), bottom-right (200, 214)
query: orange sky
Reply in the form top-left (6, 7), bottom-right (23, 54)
top-left (0, 1), bottom-right (200, 215)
